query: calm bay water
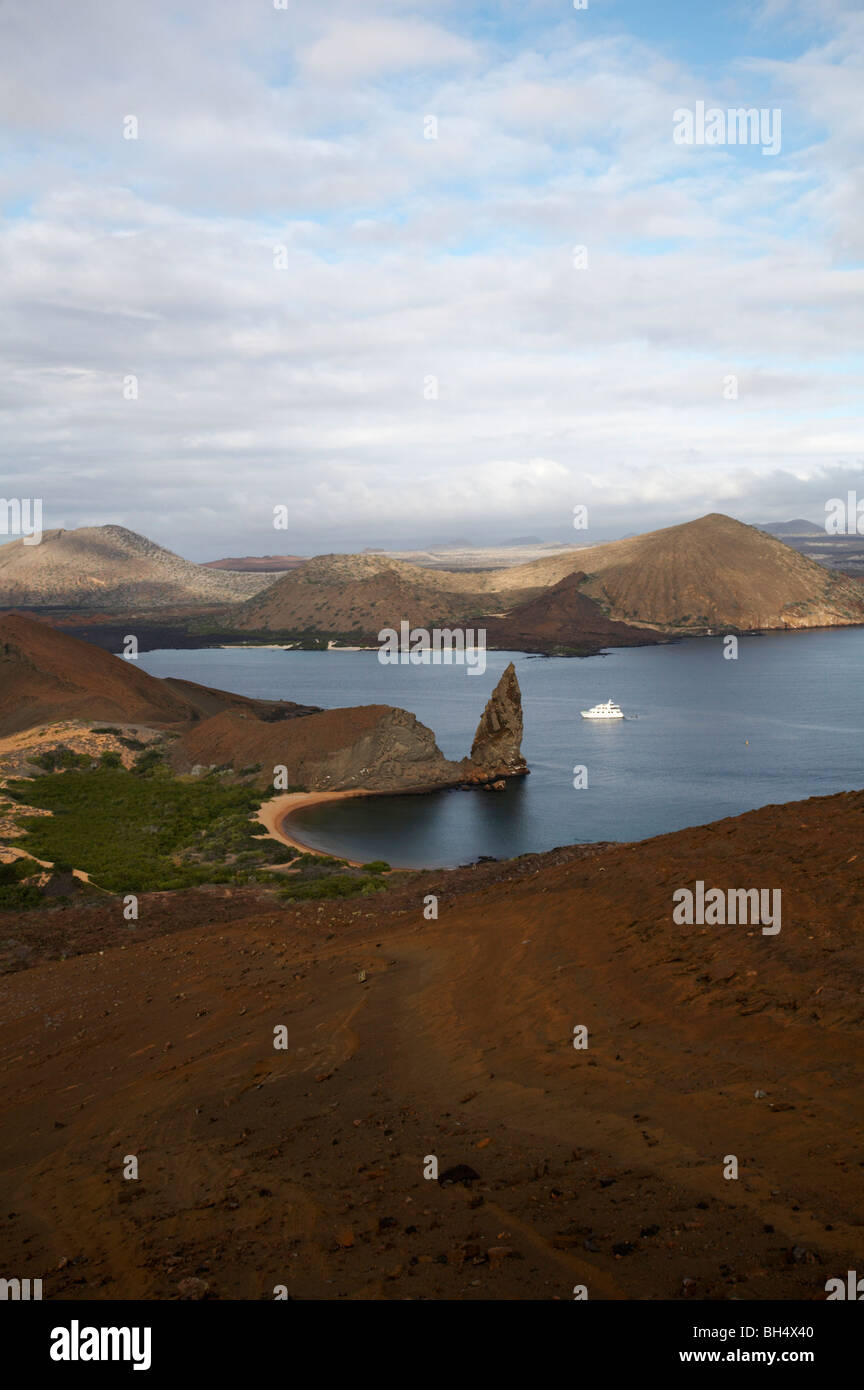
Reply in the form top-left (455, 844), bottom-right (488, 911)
top-left (138, 630), bottom-right (864, 868)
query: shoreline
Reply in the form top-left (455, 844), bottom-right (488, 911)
top-left (256, 789), bottom-right (376, 867)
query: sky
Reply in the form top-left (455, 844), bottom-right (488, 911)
top-left (1, 0), bottom-right (862, 559)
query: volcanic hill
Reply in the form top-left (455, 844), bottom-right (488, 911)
top-left (569, 513), bottom-right (864, 632)
top-left (201, 555), bottom-right (306, 573)
top-left (0, 526), bottom-right (277, 613)
top-left (0, 614), bottom-right (316, 737)
top-left (481, 571), bottom-right (652, 653)
top-left (222, 514), bottom-right (864, 646)
top-left (221, 552), bottom-right (500, 636)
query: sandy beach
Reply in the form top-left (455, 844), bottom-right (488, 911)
top-left (256, 788), bottom-right (374, 866)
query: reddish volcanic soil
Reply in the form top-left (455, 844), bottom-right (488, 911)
top-left (0, 792), bottom-right (862, 1300)
top-left (0, 612), bottom-right (318, 736)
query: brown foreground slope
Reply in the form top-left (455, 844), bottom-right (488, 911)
top-left (0, 788), bottom-right (861, 1300)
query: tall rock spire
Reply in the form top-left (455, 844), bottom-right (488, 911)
top-left (469, 662), bottom-right (527, 775)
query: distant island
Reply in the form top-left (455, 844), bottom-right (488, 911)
top-left (3, 512), bottom-right (864, 657)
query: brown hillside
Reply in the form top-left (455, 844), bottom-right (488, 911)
top-left (1, 786), bottom-right (862, 1299)
top-left (224, 514), bottom-right (864, 641)
top-left (0, 615), bottom-right (314, 736)
top-left (481, 571), bottom-right (654, 652)
top-left (226, 554), bottom-right (502, 635)
top-left (0, 525), bottom-right (276, 612)
top-left (0, 613), bottom-right (198, 735)
top-left (574, 514), bottom-right (864, 632)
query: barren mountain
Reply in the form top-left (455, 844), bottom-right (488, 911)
top-left (225, 552), bottom-right (502, 635)
top-left (225, 514), bottom-right (864, 641)
top-left (571, 514), bottom-right (864, 632)
top-left (201, 555), bottom-right (306, 572)
top-left (480, 571), bottom-right (653, 653)
top-left (0, 526), bottom-right (277, 612)
top-left (759, 519), bottom-right (824, 537)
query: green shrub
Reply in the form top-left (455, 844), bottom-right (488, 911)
top-left (278, 874), bottom-right (387, 901)
top-left (0, 857), bottom-right (43, 910)
top-left (132, 748), bottom-right (163, 776)
top-left (5, 768), bottom-right (266, 893)
top-left (0, 882), bottom-right (43, 909)
top-left (0, 857), bottom-right (41, 885)
top-left (32, 746), bottom-right (92, 773)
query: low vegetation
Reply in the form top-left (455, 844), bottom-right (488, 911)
top-left (3, 756), bottom-right (397, 902)
top-left (0, 857), bottom-right (43, 909)
top-left (5, 761), bottom-right (285, 893)
top-left (278, 872), bottom-right (388, 901)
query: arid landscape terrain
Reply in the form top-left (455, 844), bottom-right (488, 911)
top-left (0, 593), bottom-right (862, 1301)
top-left (1, 788), bottom-right (861, 1300)
top-left (6, 0), bottom-right (864, 1355)
top-left (5, 513), bottom-right (864, 658)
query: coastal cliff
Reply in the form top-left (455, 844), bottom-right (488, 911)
top-left (172, 663), bottom-right (529, 793)
top-left (0, 614), bottom-right (529, 797)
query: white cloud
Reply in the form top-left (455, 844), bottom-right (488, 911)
top-left (299, 16), bottom-right (478, 80)
top-left (0, 1), bottom-right (861, 557)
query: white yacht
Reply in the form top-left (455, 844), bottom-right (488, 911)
top-left (580, 698), bottom-right (624, 720)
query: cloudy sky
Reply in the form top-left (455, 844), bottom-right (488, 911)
top-left (1, 0), bottom-right (862, 559)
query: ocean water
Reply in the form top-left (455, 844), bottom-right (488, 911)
top-left (137, 629), bottom-right (864, 868)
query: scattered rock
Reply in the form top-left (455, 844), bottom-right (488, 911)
top-left (438, 1164), bottom-right (480, 1187)
top-left (177, 1277), bottom-right (209, 1300)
